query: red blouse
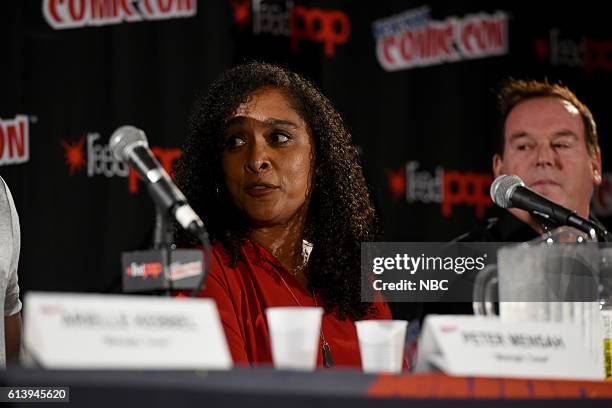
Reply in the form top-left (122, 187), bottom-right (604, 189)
top-left (196, 240), bottom-right (392, 368)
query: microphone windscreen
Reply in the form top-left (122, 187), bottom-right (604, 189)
top-left (110, 126), bottom-right (148, 162)
top-left (490, 174), bottom-right (524, 208)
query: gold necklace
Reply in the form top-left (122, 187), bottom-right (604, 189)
top-left (271, 264), bottom-right (334, 368)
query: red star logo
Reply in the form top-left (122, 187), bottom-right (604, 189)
top-left (229, 0), bottom-right (250, 27)
top-left (61, 136), bottom-right (86, 175)
top-left (386, 167), bottom-right (406, 200)
top-left (534, 38), bottom-right (549, 61)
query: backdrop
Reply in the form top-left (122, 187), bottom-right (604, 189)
top-left (2, 0), bottom-right (612, 297)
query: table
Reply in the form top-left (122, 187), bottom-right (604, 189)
top-left (2, 367), bottom-right (612, 407)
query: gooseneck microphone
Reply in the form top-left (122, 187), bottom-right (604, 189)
top-left (490, 174), bottom-right (606, 241)
top-left (110, 126), bottom-right (205, 236)
top-left (111, 125), bottom-right (211, 297)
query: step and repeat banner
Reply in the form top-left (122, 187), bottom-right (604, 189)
top-left (2, 0), bottom-right (612, 294)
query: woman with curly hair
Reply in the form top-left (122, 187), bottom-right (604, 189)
top-left (175, 62), bottom-right (391, 367)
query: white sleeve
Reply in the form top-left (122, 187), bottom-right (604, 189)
top-left (2, 178), bottom-right (21, 317)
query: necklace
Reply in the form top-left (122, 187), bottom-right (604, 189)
top-left (288, 241), bottom-right (312, 275)
top-left (288, 254), bottom-right (307, 275)
top-left (271, 264), bottom-right (334, 368)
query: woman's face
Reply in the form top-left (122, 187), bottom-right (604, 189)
top-left (222, 87), bottom-right (314, 228)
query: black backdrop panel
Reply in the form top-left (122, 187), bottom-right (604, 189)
top-left (2, 1), bottom-right (611, 295)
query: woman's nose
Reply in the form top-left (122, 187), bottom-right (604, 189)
top-left (245, 139), bottom-right (271, 173)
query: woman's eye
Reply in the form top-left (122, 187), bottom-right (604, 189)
top-left (271, 132), bottom-right (291, 144)
top-left (225, 136), bottom-right (246, 149)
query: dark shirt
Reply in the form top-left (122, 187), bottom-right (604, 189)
top-left (454, 210), bottom-right (541, 243)
top-left (456, 210), bottom-right (610, 243)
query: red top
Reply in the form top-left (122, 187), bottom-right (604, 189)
top-left (196, 240), bottom-right (392, 368)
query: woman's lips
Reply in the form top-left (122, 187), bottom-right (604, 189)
top-left (244, 184), bottom-right (279, 197)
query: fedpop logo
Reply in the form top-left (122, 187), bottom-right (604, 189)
top-left (229, 0), bottom-right (251, 28)
top-left (386, 161), bottom-right (493, 218)
top-left (126, 262), bottom-right (163, 278)
top-left (61, 132), bottom-right (182, 194)
top-left (250, 0), bottom-right (350, 57)
top-left (253, 0), bottom-right (291, 36)
top-left (534, 28), bottom-right (612, 75)
top-left (291, 6), bottom-right (350, 57)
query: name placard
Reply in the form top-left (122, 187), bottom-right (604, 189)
top-left (415, 315), bottom-right (604, 380)
top-left (24, 292), bottom-right (232, 370)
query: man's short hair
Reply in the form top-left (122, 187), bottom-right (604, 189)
top-left (496, 79), bottom-right (599, 156)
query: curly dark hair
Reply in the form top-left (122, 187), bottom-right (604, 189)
top-left (174, 62), bottom-right (379, 320)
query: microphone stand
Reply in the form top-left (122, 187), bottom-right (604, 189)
top-left (530, 210), bottom-right (608, 242)
top-left (121, 202), bottom-right (210, 295)
top-left (148, 180), bottom-right (212, 296)
top-left (153, 205), bottom-right (174, 296)
top-left (153, 205), bottom-right (173, 250)
top-left (531, 212), bottom-right (555, 233)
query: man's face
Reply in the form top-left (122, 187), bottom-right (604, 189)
top-left (493, 96), bottom-right (601, 219)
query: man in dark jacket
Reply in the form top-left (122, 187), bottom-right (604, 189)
top-left (460, 79), bottom-right (605, 243)
top-left (423, 79), bottom-right (608, 318)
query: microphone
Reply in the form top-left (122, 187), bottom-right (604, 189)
top-left (110, 125), bottom-right (205, 236)
top-left (490, 174), bottom-right (604, 240)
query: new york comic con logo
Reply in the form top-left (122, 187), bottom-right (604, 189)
top-left (43, 0), bottom-right (196, 29)
top-left (372, 6), bottom-right (508, 71)
top-left (228, 0), bottom-right (350, 57)
top-left (61, 132), bottom-right (181, 194)
top-left (386, 161), bottom-right (493, 218)
top-left (0, 115), bottom-right (30, 166)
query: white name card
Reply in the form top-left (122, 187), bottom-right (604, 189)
top-left (415, 315), bottom-right (604, 380)
top-left (24, 292), bottom-right (232, 370)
